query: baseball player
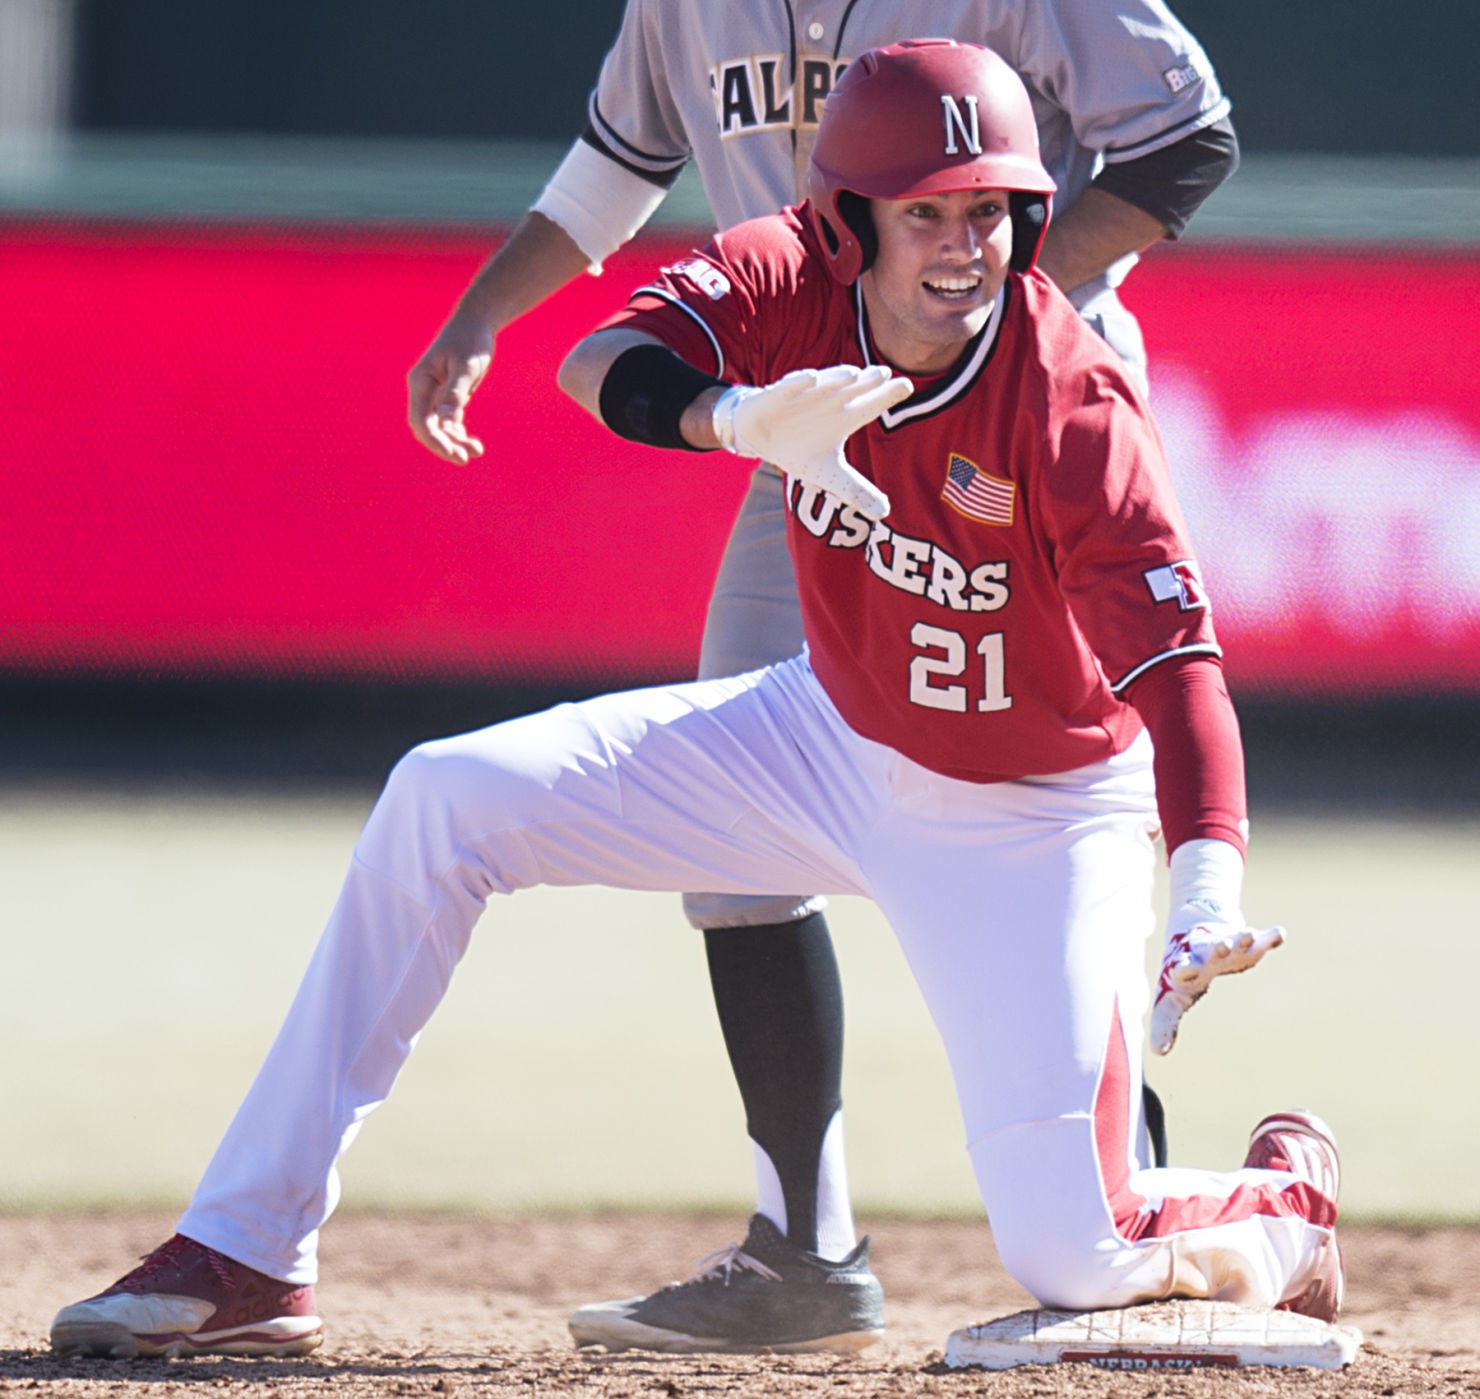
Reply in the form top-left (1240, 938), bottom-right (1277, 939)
top-left (52, 41), bottom-right (1338, 1364)
top-left (407, 0), bottom-right (1239, 1353)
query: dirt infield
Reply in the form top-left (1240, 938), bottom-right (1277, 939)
top-left (4, 1212), bottom-right (1477, 1397)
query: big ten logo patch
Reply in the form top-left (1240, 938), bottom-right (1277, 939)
top-left (664, 258), bottom-right (732, 300)
top-left (710, 55), bottom-right (849, 136)
top-left (1162, 58), bottom-right (1204, 94)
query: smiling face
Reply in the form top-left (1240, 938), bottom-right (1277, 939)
top-left (859, 189), bottom-right (1013, 375)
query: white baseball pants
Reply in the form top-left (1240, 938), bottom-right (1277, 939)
top-left (179, 654), bottom-right (1336, 1310)
top-left (684, 460), bottom-right (821, 929)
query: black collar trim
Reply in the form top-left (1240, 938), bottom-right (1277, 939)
top-left (853, 278), bottom-right (1010, 431)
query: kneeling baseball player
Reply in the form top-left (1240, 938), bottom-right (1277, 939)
top-left (51, 41), bottom-right (1340, 1361)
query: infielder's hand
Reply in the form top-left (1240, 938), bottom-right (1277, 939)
top-left (1150, 905), bottom-right (1285, 1055)
top-left (712, 364), bottom-right (913, 519)
top-left (407, 315), bottom-right (494, 464)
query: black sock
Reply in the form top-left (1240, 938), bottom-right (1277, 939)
top-left (1143, 1081), bottom-right (1169, 1168)
top-left (702, 911), bottom-right (844, 1251)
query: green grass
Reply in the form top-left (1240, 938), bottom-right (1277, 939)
top-left (4, 790), bottom-right (1475, 1220)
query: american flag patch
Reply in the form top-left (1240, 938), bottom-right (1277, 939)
top-left (941, 454), bottom-right (1015, 525)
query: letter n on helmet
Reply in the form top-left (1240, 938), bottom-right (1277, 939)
top-left (807, 38), bottom-right (1057, 284)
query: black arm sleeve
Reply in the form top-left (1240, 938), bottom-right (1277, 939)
top-left (598, 343), bottom-right (726, 451)
top-left (1092, 117), bottom-right (1240, 238)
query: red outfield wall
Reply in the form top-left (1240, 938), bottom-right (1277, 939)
top-left (3, 221), bottom-right (1478, 697)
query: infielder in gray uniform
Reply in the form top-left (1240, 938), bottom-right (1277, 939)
top-left (407, 0), bottom-right (1239, 1354)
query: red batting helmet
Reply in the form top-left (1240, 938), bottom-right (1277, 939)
top-left (808, 38), bottom-right (1057, 283)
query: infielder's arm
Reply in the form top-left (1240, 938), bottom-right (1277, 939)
top-left (407, 138), bottom-right (673, 464)
top-left (408, 212), bottom-right (593, 464)
top-left (1033, 187), bottom-right (1170, 297)
top-left (1034, 119), bottom-right (1239, 295)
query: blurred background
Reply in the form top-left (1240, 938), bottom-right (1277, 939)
top-left (2, 1), bottom-right (1477, 1223)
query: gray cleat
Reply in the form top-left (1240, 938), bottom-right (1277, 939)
top-left (569, 1213), bottom-right (884, 1354)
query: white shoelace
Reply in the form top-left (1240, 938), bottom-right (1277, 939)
top-left (674, 1240), bottom-right (783, 1289)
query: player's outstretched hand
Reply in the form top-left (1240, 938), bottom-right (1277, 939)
top-left (1149, 910), bottom-right (1285, 1056)
top-left (408, 314), bottom-right (494, 464)
top-left (712, 364), bottom-right (913, 519)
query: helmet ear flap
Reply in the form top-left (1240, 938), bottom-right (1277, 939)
top-left (836, 190), bottom-right (878, 277)
top-left (1008, 192), bottom-right (1049, 273)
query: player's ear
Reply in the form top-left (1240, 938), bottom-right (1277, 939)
top-left (837, 191), bottom-right (878, 277)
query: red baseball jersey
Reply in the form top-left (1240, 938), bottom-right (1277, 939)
top-left (606, 207), bottom-right (1221, 783)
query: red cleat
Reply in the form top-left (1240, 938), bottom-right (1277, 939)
top-left (50, 1234), bottom-right (323, 1358)
top-left (1244, 1111), bottom-right (1344, 1322)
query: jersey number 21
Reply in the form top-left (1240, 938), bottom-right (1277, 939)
top-left (908, 622), bottom-right (1014, 713)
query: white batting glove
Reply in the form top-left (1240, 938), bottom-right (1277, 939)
top-left (711, 364), bottom-right (913, 520)
top-left (1150, 903), bottom-right (1285, 1056)
top-left (1149, 839), bottom-right (1283, 1056)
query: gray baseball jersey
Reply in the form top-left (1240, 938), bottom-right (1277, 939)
top-left (587, 0), bottom-right (1231, 304)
